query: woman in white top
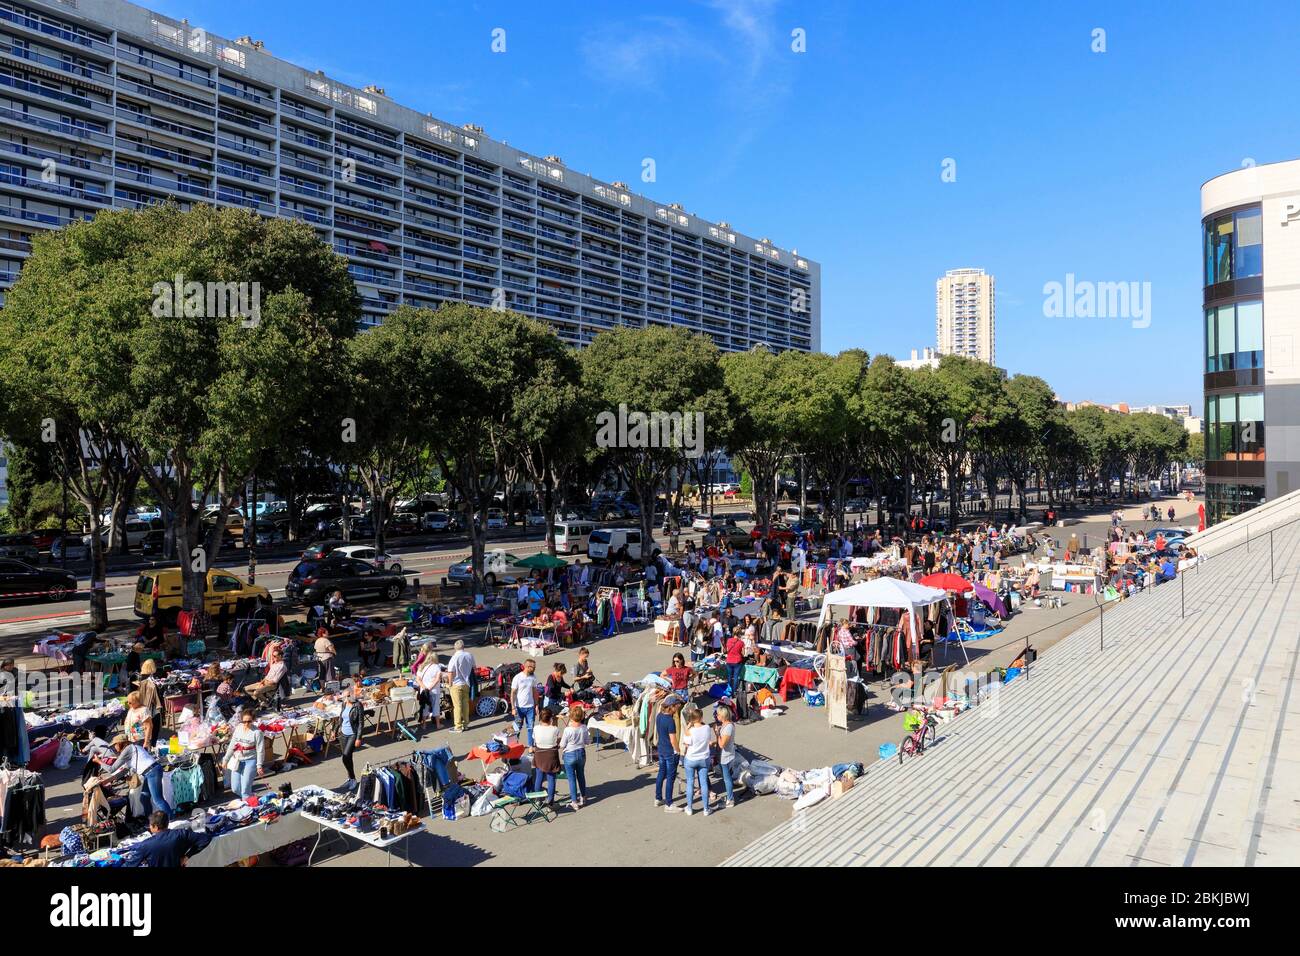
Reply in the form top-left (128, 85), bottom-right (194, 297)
top-left (123, 690), bottom-right (153, 749)
top-left (679, 705), bottom-right (715, 816)
top-left (559, 705), bottom-right (590, 809)
top-left (531, 707), bottom-right (562, 805)
top-left (715, 705), bottom-right (737, 809)
top-left (223, 708), bottom-right (265, 798)
top-left (417, 656), bottom-right (445, 729)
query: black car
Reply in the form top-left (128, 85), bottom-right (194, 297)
top-left (285, 557), bottom-right (407, 605)
top-left (0, 559), bottom-right (78, 602)
top-left (141, 529), bottom-right (167, 557)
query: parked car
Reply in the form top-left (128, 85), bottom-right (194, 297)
top-left (0, 559), bottom-right (78, 602)
top-left (29, 528), bottom-right (64, 552)
top-left (524, 510), bottom-right (546, 529)
top-left (50, 536), bottom-right (90, 562)
top-left (423, 512), bottom-right (461, 533)
top-left (302, 539), bottom-right (349, 561)
top-left (691, 514), bottom-right (736, 533)
top-left (485, 508), bottom-right (507, 530)
top-left (446, 550), bottom-right (536, 588)
top-left (141, 529), bottom-right (167, 557)
top-left (85, 517), bottom-right (165, 551)
top-left (553, 520), bottom-right (596, 554)
top-left (704, 526), bottom-right (754, 550)
top-left (324, 516), bottom-right (374, 539)
top-left (752, 523), bottom-right (799, 543)
top-left (0, 534), bottom-right (40, 563)
top-left (329, 544), bottom-right (403, 575)
top-left (134, 567), bottom-right (270, 623)
top-left (285, 557), bottom-right (407, 605)
top-left (388, 512), bottom-right (422, 536)
top-left (588, 528), bottom-right (658, 562)
top-left (252, 525), bottom-right (288, 548)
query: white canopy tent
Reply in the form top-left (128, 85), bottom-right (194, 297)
top-left (817, 577), bottom-right (964, 664)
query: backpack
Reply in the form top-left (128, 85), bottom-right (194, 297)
top-left (499, 771), bottom-right (530, 800)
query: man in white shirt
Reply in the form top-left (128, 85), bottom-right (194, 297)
top-left (447, 640), bottom-right (476, 733)
top-left (510, 658), bottom-right (540, 746)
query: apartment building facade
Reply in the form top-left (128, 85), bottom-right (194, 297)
top-left (0, 0), bottom-right (820, 352)
top-left (935, 267), bottom-right (995, 364)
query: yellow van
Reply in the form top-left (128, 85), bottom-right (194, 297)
top-left (134, 567), bottom-right (271, 622)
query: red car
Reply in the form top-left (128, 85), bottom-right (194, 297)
top-left (751, 523), bottom-right (798, 543)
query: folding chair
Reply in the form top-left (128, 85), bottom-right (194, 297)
top-left (489, 791), bottom-right (558, 832)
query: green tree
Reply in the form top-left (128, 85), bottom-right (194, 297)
top-left (721, 347), bottom-right (803, 534)
top-left (583, 326), bottom-right (728, 562)
top-left (3, 203), bottom-right (359, 614)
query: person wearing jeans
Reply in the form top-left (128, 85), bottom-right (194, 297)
top-left (724, 632), bottom-right (746, 698)
top-left (715, 705), bottom-right (737, 809)
top-left (510, 659), bottom-right (540, 747)
top-left (531, 708), bottom-right (562, 805)
top-left (338, 689), bottom-right (364, 791)
top-left (222, 709), bottom-right (265, 798)
top-left (560, 707), bottom-right (590, 809)
top-left (679, 705), bottom-right (715, 817)
top-left (97, 735), bottom-right (174, 820)
top-left (654, 697), bottom-right (682, 811)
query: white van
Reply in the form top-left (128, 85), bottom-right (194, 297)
top-left (776, 505), bottom-right (802, 523)
top-left (588, 527), bottom-right (654, 562)
top-left (553, 520), bottom-right (595, 555)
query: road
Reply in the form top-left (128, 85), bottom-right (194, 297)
top-left (0, 533), bottom-right (562, 636)
top-left (0, 488), bottom-right (1132, 637)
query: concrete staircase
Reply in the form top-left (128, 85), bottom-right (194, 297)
top-left (724, 523), bottom-right (1300, 867)
top-left (1185, 487), bottom-right (1300, 556)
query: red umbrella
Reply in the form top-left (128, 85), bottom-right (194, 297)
top-left (919, 572), bottom-right (973, 593)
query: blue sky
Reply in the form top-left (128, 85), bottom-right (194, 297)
top-left (147, 0), bottom-right (1300, 411)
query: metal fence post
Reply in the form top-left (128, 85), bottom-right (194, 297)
top-left (1180, 569), bottom-right (1185, 619)
top-left (1099, 597), bottom-right (1104, 652)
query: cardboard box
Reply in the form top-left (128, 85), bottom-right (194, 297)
top-left (831, 777), bottom-right (854, 799)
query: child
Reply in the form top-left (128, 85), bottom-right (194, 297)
top-left (691, 620), bottom-right (708, 663)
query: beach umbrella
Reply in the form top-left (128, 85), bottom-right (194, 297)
top-left (918, 572), bottom-right (972, 593)
top-left (516, 552), bottom-right (569, 570)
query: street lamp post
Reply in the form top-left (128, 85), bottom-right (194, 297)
top-left (247, 473), bottom-right (257, 584)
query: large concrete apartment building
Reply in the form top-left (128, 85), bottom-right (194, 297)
top-left (0, 0), bottom-right (820, 352)
top-left (935, 267), bottom-right (995, 365)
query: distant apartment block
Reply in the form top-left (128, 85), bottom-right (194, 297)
top-left (935, 267), bottom-right (995, 364)
top-left (0, 0), bottom-right (820, 352)
top-left (896, 346), bottom-right (939, 370)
